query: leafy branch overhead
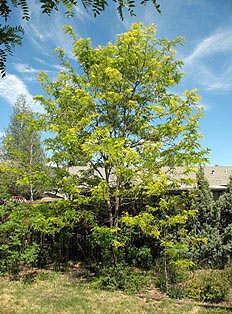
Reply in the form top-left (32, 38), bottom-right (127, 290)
top-left (0, 0), bottom-right (161, 77)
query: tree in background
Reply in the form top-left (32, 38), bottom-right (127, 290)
top-left (2, 95), bottom-right (47, 200)
top-left (0, 0), bottom-right (161, 77)
top-left (217, 177), bottom-right (232, 265)
top-left (189, 167), bottom-right (222, 267)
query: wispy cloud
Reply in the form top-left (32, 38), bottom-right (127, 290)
top-left (0, 74), bottom-right (42, 112)
top-left (184, 28), bottom-right (232, 91)
top-left (13, 63), bottom-right (39, 82)
top-left (185, 29), bottom-right (232, 64)
top-left (14, 63), bottom-right (55, 82)
top-left (23, 1), bottom-right (88, 59)
top-left (74, 6), bottom-right (92, 23)
top-left (14, 63), bottom-right (38, 74)
top-left (0, 74), bottom-right (32, 106)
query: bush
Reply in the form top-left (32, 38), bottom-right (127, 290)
top-left (0, 202), bottom-right (39, 275)
top-left (93, 264), bottom-right (153, 293)
top-left (0, 243), bottom-right (39, 275)
top-left (182, 270), bottom-right (230, 303)
top-left (127, 246), bottom-right (153, 269)
top-left (155, 256), bottom-right (192, 297)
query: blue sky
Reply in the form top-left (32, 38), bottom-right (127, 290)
top-left (0, 0), bottom-right (232, 164)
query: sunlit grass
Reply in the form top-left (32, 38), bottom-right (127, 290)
top-left (0, 273), bottom-right (231, 314)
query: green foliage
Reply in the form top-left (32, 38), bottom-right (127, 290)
top-left (123, 194), bottom-right (196, 292)
top-left (189, 167), bottom-right (223, 267)
top-left (36, 271), bottom-right (60, 282)
top-left (0, 243), bottom-right (39, 276)
top-left (182, 270), bottom-right (230, 303)
top-left (31, 200), bottom-right (96, 235)
top-left (94, 264), bottom-right (153, 293)
top-left (217, 177), bottom-right (232, 264)
top-left (127, 246), bottom-right (153, 269)
top-left (0, 202), bottom-right (39, 274)
top-left (2, 23), bottom-right (226, 301)
top-left (0, 199), bottom-right (96, 273)
top-left (0, 24), bottom-right (23, 77)
top-left (36, 24), bottom-right (206, 243)
top-left (0, 0), bottom-right (162, 21)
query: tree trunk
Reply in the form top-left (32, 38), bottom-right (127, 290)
top-left (114, 195), bottom-right (120, 227)
top-left (30, 183), bottom-right (34, 202)
top-left (164, 251), bottom-right (169, 293)
top-left (29, 141), bottom-right (34, 201)
top-left (107, 199), bottom-right (113, 227)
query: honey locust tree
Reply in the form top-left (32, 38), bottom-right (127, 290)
top-left (36, 24), bottom-right (207, 230)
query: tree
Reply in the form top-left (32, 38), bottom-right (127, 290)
top-left (36, 23), bottom-right (207, 227)
top-left (0, 0), bottom-right (161, 77)
top-left (2, 94), bottom-right (47, 200)
top-left (189, 167), bottom-right (222, 267)
top-left (217, 177), bottom-right (232, 265)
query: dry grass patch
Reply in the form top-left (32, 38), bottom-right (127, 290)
top-left (0, 273), bottom-right (231, 314)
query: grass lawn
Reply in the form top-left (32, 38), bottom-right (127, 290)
top-left (0, 272), bottom-right (231, 314)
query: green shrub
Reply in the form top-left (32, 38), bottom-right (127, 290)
top-left (0, 203), bottom-right (40, 275)
top-left (36, 271), bottom-right (60, 282)
top-left (0, 243), bottom-right (39, 275)
top-left (93, 264), bottom-right (153, 293)
top-left (127, 246), bottom-right (153, 269)
top-left (183, 270), bottom-right (230, 303)
top-left (155, 256), bottom-right (192, 297)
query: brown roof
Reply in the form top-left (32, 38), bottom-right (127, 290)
top-left (69, 165), bottom-right (232, 191)
top-left (199, 166), bottom-right (232, 190)
top-left (168, 166), bottom-right (232, 190)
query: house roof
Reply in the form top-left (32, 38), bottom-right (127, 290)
top-left (171, 166), bottom-right (232, 191)
top-left (69, 165), bottom-right (232, 191)
top-left (197, 166), bottom-right (232, 190)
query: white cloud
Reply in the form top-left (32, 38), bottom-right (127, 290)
top-left (184, 29), bottom-right (232, 91)
top-left (13, 63), bottom-right (54, 82)
top-left (0, 74), bottom-right (42, 112)
top-left (205, 64), bottom-right (232, 91)
top-left (185, 29), bottom-right (232, 65)
top-left (52, 64), bottom-right (66, 71)
top-left (74, 6), bottom-right (92, 23)
top-left (23, 1), bottom-right (86, 60)
top-left (0, 74), bottom-right (32, 106)
top-left (13, 63), bottom-right (38, 74)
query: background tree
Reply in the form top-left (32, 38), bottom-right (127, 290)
top-left (189, 167), bottom-right (222, 267)
top-left (0, 0), bottom-right (161, 77)
top-left (217, 177), bottom-right (232, 265)
top-left (2, 94), bottom-right (47, 200)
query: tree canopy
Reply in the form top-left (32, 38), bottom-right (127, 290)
top-left (36, 23), bottom-right (207, 227)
